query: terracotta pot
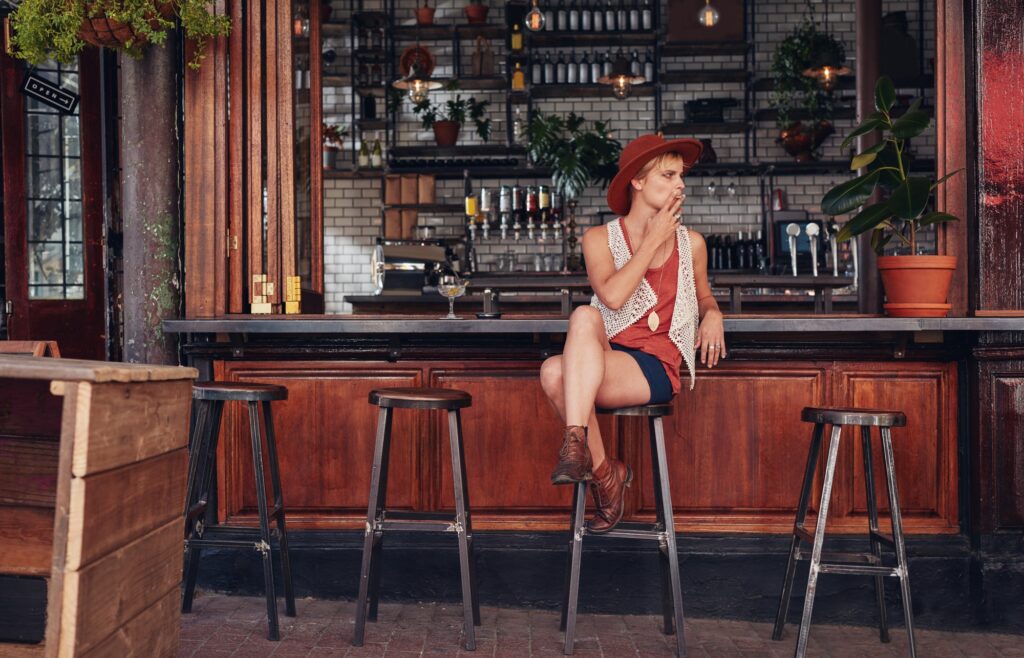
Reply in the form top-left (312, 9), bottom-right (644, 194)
top-left (464, 3), bottom-right (489, 24)
top-left (878, 255), bottom-right (957, 317)
top-left (78, 1), bottom-right (176, 50)
top-left (432, 121), bottom-right (461, 147)
top-left (323, 147), bottom-right (340, 170)
top-left (777, 121), bottom-right (834, 162)
top-left (416, 5), bottom-right (436, 25)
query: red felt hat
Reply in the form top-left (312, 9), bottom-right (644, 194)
top-left (605, 134), bottom-right (703, 216)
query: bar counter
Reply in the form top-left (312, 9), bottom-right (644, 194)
top-left (164, 313), bottom-right (1024, 629)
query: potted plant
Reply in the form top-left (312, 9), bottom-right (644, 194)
top-left (322, 122), bottom-right (348, 169)
top-left (525, 111), bottom-right (621, 202)
top-left (769, 19), bottom-right (845, 161)
top-left (10, 0), bottom-right (232, 70)
top-left (464, 0), bottom-right (488, 24)
top-left (415, 1), bottom-right (435, 26)
top-left (823, 76), bottom-right (962, 317)
top-left (412, 94), bottom-right (491, 147)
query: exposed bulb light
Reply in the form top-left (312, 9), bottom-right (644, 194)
top-left (598, 53), bottom-right (645, 100)
top-left (392, 61), bottom-right (442, 103)
top-left (525, 0), bottom-right (545, 31)
top-left (697, 0), bottom-right (719, 27)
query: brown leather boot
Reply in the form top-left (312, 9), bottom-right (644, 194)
top-left (550, 425), bottom-right (593, 485)
top-left (587, 457), bottom-right (633, 534)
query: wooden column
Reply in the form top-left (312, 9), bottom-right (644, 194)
top-left (855, 0), bottom-right (881, 314)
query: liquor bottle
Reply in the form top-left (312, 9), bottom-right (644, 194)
top-left (556, 0), bottom-right (567, 30)
top-left (464, 170), bottom-right (478, 219)
top-left (723, 234), bottom-right (734, 269)
top-left (602, 52), bottom-right (612, 78)
top-left (581, 1), bottom-right (592, 30)
top-left (628, 0), bottom-right (640, 30)
top-left (707, 235), bottom-right (718, 270)
top-left (370, 136), bottom-right (383, 168)
top-left (568, 0), bottom-right (580, 30)
top-left (511, 61), bottom-right (526, 90)
top-left (511, 23), bottom-right (523, 52)
top-left (630, 50), bottom-right (640, 76)
top-left (566, 52), bottom-right (578, 84)
top-left (579, 53), bottom-right (591, 84)
top-left (641, 0), bottom-right (652, 30)
top-left (370, 63), bottom-right (382, 85)
top-left (643, 50), bottom-right (654, 83)
top-left (357, 141), bottom-right (370, 168)
top-left (556, 53), bottom-right (567, 84)
top-left (512, 106), bottom-right (526, 144)
top-left (544, 3), bottom-right (555, 30)
top-left (616, 0), bottom-right (627, 32)
top-left (755, 229), bottom-right (768, 272)
top-left (543, 53), bottom-right (555, 84)
top-left (592, 1), bottom-right (604, 30)
top-left (531, 56), bottom-right (543, 85)
top-left (357, 62), bottom-right (369, 86)
top-left (590, 51), bottom-right (602, 83)
top-left (604, 0), bottom-right (616, 31)
top-left (736, 231), bottom-right (747, 269)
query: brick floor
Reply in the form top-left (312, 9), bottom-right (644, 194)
top-left (178, 592), bottom-right (1024, 657)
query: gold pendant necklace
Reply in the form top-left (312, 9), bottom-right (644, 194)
top-left (647, 311), bottom-right (660, 332)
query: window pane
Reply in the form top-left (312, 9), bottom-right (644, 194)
top-left (29, 285), bottom-right (64, 300)
top-left (66, 203), bottom-right (83, 242)
top-left (27, 158), bottom-right (62, 199)
top-left (29, 243), bottom-right (63, 287)
top-left (63, 116), bottom-right (80, 151)
top-left (28, 199), bottom-right (64, 242)
top-left (64, 158), bottom-right (81, 200)
top-left (27, 114), bottom-right (61, 156)
top-left (66, 243), bottom-right (84, 290)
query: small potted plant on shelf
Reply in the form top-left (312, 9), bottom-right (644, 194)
top-left (412, 94), bottom-right (491, 147)
top-left (464, 0), bottom-right (488, 24)
top-left (823, 76), bottom-right (962, 317)
top-left (322, 122), bottom-right (348, 170)
top-left (769, 18), bottom-right (845, 161)
top-left (416, 0), bottom-right (435, 26)
top-left (525, 111), bottom-right (621, 202)
top-left (9, 0), bottom-right (232, 70)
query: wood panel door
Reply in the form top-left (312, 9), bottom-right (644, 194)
top-left (216, 361), bottom-right (422, 526)
top-left (0, 48), bottom-right (106, 359)
top-left (976, 357), bottom-right (1024, 533)
top-left (638, 365), bottom-right (828, 533)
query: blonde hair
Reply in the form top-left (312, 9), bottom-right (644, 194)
top-left (629, 152), bottom-right (687, 203)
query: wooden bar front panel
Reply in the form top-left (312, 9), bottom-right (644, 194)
top-left (215, 359), bottom-right (958, 534)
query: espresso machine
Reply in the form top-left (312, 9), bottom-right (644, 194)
top-left (370, 238), bottom-right (460, 294)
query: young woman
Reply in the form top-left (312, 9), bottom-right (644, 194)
top-left (540, 133), bottom-right (726, 533)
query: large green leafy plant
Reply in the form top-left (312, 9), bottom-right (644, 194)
top-left (525, 111), bottom-right (620, 201)
top-left (823, 76), bottom-right (962, 254)
top-left (11, 0), bottom-right (231, 69)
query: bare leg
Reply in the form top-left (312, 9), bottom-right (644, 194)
top-left (562, 307), bottom-right (608, 427)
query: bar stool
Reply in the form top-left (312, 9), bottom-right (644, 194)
top-left (353, 387), bottom-right (480, 650)
top-left (561, 403), bottom-right (686, 657)
top-left (181, 382), bottom-right (296, 641)
top-left (772, 407), bottom-right (916, 658)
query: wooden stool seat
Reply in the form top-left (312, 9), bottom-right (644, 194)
top-left (773, 406), bottom-right (916, 657)
top-left (801, 407), bottom-right (906, 427)
top-left (368, 387), bottom-right (472, 409)
top-left (192, 382), bottom-right (287, 401)
top-left (562, 402), bottom-right (686, 657)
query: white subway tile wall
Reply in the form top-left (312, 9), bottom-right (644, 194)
top-left (323, 0), bottom-right (937, 312)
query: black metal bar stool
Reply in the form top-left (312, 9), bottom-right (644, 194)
top-left (353, 387), bottom-right (480, 651)
top-left (561, 403), bottom-right (686, 657)
top-left (181, 382), bottom-right (296, 641)
top-left (772, 406), bottom-right (916, 658)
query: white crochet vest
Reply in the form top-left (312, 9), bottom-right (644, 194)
top-left (590, 218), bottom-right (700, 389)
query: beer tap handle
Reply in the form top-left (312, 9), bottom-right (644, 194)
top-left (805, 223), bottom-right (820, 277)
top-left (786, 223), bottom-right (801, 277)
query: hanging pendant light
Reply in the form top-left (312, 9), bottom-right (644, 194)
top-left (525, 0), bottom-right (545, 31)
top-left (697, 0), bottom-right (719, 27)
top-left (598, 53), bottom-right (645, 100)
top-left (393, 60), bottom-right (442, 103)
top-left (801, 0), bottom-right (850, 90)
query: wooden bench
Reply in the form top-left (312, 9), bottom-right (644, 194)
top-left (0, 356), bottom-right (196, 656)
top-left (0, 341), bottom-right (61, 357)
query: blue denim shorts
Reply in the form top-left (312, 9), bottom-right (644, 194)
top-left (611, 343), bottom-right (673, 404)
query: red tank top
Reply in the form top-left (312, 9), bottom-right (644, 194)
top-left (609, 223), bottom-right (683, 394)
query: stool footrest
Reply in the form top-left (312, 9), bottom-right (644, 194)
top-left (381, 519), bottom-right (460, 533)
top-left (384, 510), bottom-right (455, 522)
top-left (796, 549), bottom-right (883, 566)
top-left (587, 522), bottom-right (666, 541)
top-left (185, 500), bottom-right (208, 524)
top-left (186, 536), bottom-right (280, 552)
top-left (794, 526), bottom-right (814, 545)
top-left (817, 562), bottom-right (900, 577)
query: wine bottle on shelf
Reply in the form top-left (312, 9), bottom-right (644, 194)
top-left (602, 52), bottom-right (612, 78)
top-left (566, 52), bottom-right (578, 84)
top-left (590, 52), bottom-right (602, 83)
top-left (630, 50), bottom-right (641, 76)
top-left (641, 0), bottom-right (653, 30)
top-left (579, 53), bottom-right (591, 84)
top-left (370, 136), bottom-right (383, 168)
top-left (629, 0), bottom-right (640, 30)
top-left (543, 53), bottom-right (555, 84)
top-left (592, 1), bottom-right (604, 30)
top-left (616, 0), bottom-right (627, 32)
top-left (755, 229), bottom-right (768, 272)
top-left (723, 234), bottom-right (734, 269)
top-left (511, 23), bottom-right (524, 52)
top-left (736, 231), bottom-right (748, 270)
top-left (581, 1), bottom-right (592, 30)
top-left (604, 0), bottom-right (616, 31)
top-left (556, 0), bottom-right (568, 30)
top-left (556, 53), bottom-right (567, 84)
top-left (370, 63), bottom-right (382, 86)
top-left (531, 56), bottom-right (543, 85)
top-left (568, 0), bottom-right (580, 30)
top-left (511, 61), bottom-right (526, 90)
top-left (544, 3), bottom-right (555, 30)
top-left (357, 141), bottom-right (370, 168)
top-left (643, 50), bottom-right (654, 83)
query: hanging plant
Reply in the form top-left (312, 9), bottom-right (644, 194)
top-left (10, 0), bottom-right (232, 70)
top-left (769, 19), bottom-right (844, 128)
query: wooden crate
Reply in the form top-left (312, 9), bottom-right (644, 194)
top-left (0, 356), bottom-right (197, 657)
